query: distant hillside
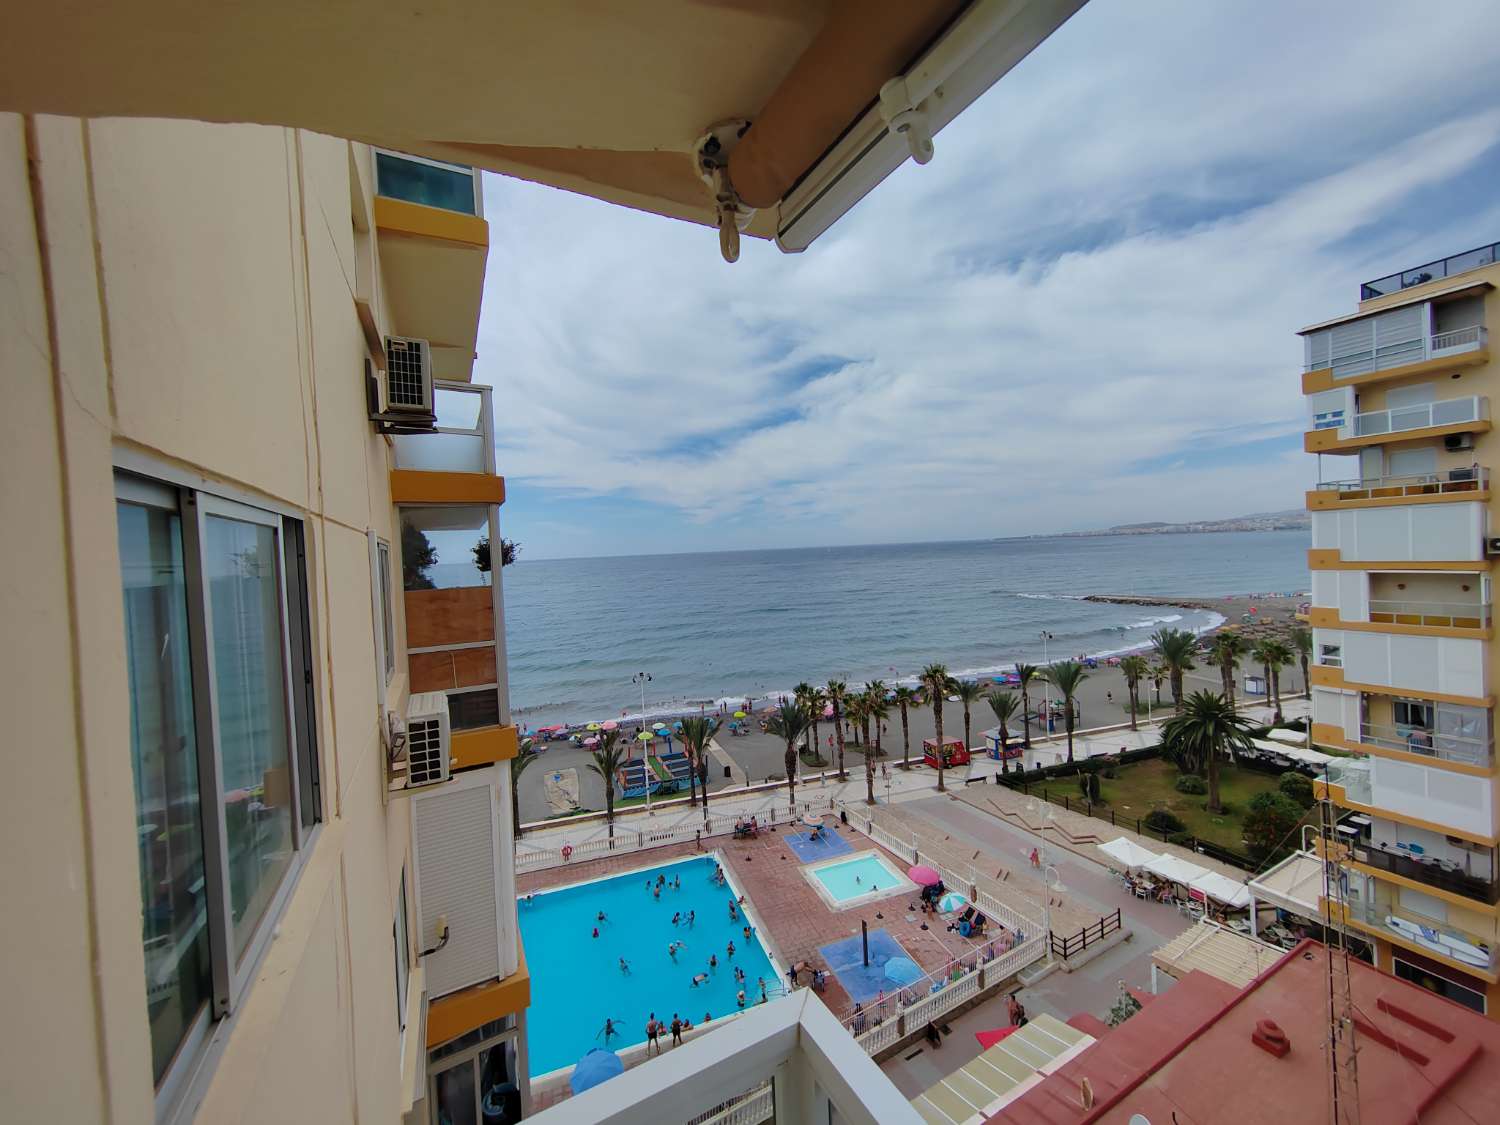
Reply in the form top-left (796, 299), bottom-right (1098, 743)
top-left (1059, 509), bottom-right (1310, 537)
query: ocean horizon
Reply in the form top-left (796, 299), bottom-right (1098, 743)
top-left (497, 530), bottom-right (1310, 729)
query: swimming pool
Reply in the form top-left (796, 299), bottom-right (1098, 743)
top-left (518, 854), bottom-right (782, 1078)
top-left (804, 850), bottom-right (914, 909)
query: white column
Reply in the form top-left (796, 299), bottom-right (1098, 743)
top-left (1249, 895), bottom-right (1260, 937)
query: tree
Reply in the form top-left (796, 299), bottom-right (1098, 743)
top-left (1044, 661), bottom-right (1089, 764)
top-left (1265, 640), bottom-right (1293, 722)
top-left (1118, 654), bottom-right (1149, 732)
top-left (1279, 770), bottom-right (1314, 809)
top-left (1252, 639), bottom-right (1293, 723)
top-left (1159, 690), bottom-right (1255, 814)
top-left (893, 686), bottom-right (918, 771)
top-left (510, 739), bottom-right (537, 840)
top-left (918, 663), bottom-right (953, 792)
top-left (1149, 662), bottom-right (1167, 705)
top-left (1014, 663), bottom-right (1039, 749)
top-left (678, 716), bottom-right (717, 817)
top-left (1151, 628), bottom-right (1198, 713)
top-left (401, 521), bottom-right (438, 590)
top-left (826, 680), bottom-right (849, 782)
top-left (985, 689), bottom-right (1019, 775)
top-left (1203, 632), bottom-right (1248, 708)
top-left (1291, 627), bottom-right (1312, 696)
top-left (954, 679), bottom-right (985, 761)
top-left (1244, 791), bottom-right (1303, 861)
top-left (766, 699), bottom-right (811, 805)
top-left (586, 729), bottom-right (628, 840)
top-left (794, 683), bottom-right (820, 756)
top-left (471, 535), bottom-right (520, 573)
top-left (806, 686), bottom-right (827, 764)
top-left (863, 683), bottom-right (890, 804)
top-left (843, 692), bottom-right (866, 749)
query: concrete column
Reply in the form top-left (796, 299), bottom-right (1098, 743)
top-left (1249, 895), bottom-right (1261, 937)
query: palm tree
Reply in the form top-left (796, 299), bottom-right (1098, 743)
top-left (1292, 627), bottom-right (1312, 695)
top-left (1118, 654), bottom-right (1149, 732)
top-left (1151, 628), bottom-right (1198, 713)
top-left (510, 738), bottom-right (538, 839)
top-left (893, 686), bottom-right (918, 770)
top-left (954, 679), bottom-right (985, 760)
top-left (1149, 661), bottom-right (1167, 705)
top-left (806, 685), bottom-right (827, 763)
top-left (826, 680), bottom-right (849, 782)
top-left (586, 729), bottom-right (628, 840)
top-left (919, 663), bottom-right (953, 792)
top-left (1203, 632), bottom-right (1248, 708)
top-left (864, 684), bottom-right (891, 804)
top-left (678, 716), bottom-right (716, 819)
top-left (1161, 690), bottom-right (1256, 814)
top-left (1256, 639), bottom-right (1294, 723)
top-left (844, 692), bottom-right (866, 749)
top-left (1014, 663), bottom-right (1039, 749)
top-left (985, 689), bottom-right (1019, 774)
top-left (1044, 661), bottom-right (1090, 763)
top-left (766, 699), bottom-right (811, 805)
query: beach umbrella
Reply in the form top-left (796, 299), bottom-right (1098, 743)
top-left (586, 722), bottom-right (601, 731)
top-left (601, 720), bottom-right (619, 731)
top-left (939, 892), bottom-right (967, 914)
top-left (636, 731), bottom-right (652, 742)
top-left (823, 704), bottom-right (834, 718)
top-left (583, 736), bottom-right (599, 747)
top-left (569, 1048), bottom-right (623, 1094)
top-left (653, 722), bottom-right (668, 730)
top-left (975, 1026), bottom-right (1021, 1050)
top-left (801, 813), bottom-right (822, 828)
top-left (884, 957), bottom-right (922, 985)
top-left (733, 710), bottom-right (747, 719)
top-left (908, 865), bottom-right (941, 886)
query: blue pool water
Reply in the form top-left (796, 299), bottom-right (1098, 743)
top-left (784, 826), bottom-right (854, 863)
top-left (810, 853), bottom-right (905, 903)
top-left (518, 855), bottom-right (780, 1077)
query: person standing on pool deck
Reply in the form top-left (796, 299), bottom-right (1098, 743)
top-left (670, 1014), bottom-right (683, 1047)
top-left (645, 1013), bottom-right (662, 1056)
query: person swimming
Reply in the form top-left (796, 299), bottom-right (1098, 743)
top-left (736, 990), bottom-right (746, 1008)
top-left (691, 973), bottom-right (709, 987)
top-left (619, 957), bottom-right (630, 974)
top-left (726, 941), bottom-right (736, 958)
top-left (708, 954), bottom-right (718, 970)
top-left (687, 910), bottom-right (695, 927)
top-left (596, 911), bottom-right (608, 923)
top-left (672, 912), bottom-right (681, 926)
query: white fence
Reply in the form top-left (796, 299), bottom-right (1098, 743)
top-left (688, 1082), bottom-right (774, 1125)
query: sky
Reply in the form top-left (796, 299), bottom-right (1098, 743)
top-left (473, 0), bottom-right (1500, 561)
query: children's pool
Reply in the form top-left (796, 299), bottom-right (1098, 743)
top-left (518, 854), bottom-right (781, 1078)
top-left (805, 850), bottom-right (913, 908)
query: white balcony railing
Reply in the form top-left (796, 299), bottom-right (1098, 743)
top-left (1345, 897), bottom-right (1498, 972)
top-left (1306, 323), bottom-right (1488, 376)
top-left (1316, 468), bottom-right (1487, 499)
top-left (1325, 758), bottom-right (1373, 805)
top-left (1367, 599), bottom-right (1491, 629)
top-left (1432, 325), bottom-right (1488, 355)
top-left (390, 381), bottom-right (494, 475)
top-left (1350, 395), bottom-right (1486, 438)
top-left (1359, 722), bottom-right (1493, 767)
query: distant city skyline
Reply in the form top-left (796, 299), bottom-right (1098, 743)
top-left (476, 0), bottom-right (1500, 560)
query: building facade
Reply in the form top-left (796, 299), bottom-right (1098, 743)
top-left (1303, 242), bottom-right (1500, 1016)
top-left (2, 113), bottom-right (527, 1123)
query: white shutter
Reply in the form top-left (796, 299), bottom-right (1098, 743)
top-left (1305, 330), bottom-right (1331, 371)
top-left (1372, 304), bottom-right (1424, 369)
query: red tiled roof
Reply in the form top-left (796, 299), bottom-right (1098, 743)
top-left (996, 940), bottom-right (1500, 1124)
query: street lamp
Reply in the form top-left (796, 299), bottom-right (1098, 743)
top-left (1040, 863), bottom-right (1066, 959)
top-left (633, 671), bottom-right (652, 813)
top-left (1039, 631), bottom-right (1054, 746)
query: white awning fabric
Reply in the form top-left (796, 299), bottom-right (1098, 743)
top-left (1097, 837), bottom-right (1158, 870)
top-left (1145, 854), bottom-right (1212, 885)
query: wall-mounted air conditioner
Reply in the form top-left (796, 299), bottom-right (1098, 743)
top-left (406, 692), bottom-right (453, 787)
top-left (366, 336), bottom-right (437, 433)
top-left (1444, 432), bottom-right (1475, 452)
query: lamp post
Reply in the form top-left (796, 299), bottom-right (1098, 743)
top-left (633, 671), bottom-right (652, 813)
top-left (1039, 631), bottom-right (1054, 747)
top-left (1041, 863), bottom-right (1065, 961)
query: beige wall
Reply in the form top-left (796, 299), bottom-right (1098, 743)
top-left (2, 112), bottom-right (418, 1123)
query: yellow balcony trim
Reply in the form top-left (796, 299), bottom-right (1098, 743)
top-left (1304, 418), bottom-right (1492, 454)
top-left (390, 469), bottom-right (506, 506)
top-left (1314, 774), bottom-right (1498, 846)
top-left (451, 724), bottom-right (520, 770)
top-left (374, 194), bottom-right (489, 250)
top-left (1306, 487), bottom-right (1490, 511)
top-left (426, 940), bottom-right (530, 1049)
top-left (1307, 605), bottom-right (1491, 641)
top-left (1348, 858), bottom-right (1500, 917)
top-left (1327, 898), bottom-right (1500, 983)
top-left (1309, 664), bottom-right (1490, 709)
top-left (1308, 549), bottom-right (1490, 573)
top-left (1300, 347), bottom-right (1490, 394)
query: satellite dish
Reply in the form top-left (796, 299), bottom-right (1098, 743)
top-left (1128, 1115), bottom-right (1152, 1125)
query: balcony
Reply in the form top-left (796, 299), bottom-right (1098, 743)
top-left (1343, 897), bottom-right (1497, 977)
top-left (1352, 395), bottom-right (1487, 438)
top-left (1367, 598), bottom-right (1490, 630)
top-left (1326, 758), bottom-right (1373, 805)
top-left (1312, 467), bottom-right (1488, 504)
top-left (376, 151), bottom-right (480, 216)
top-left (1361, 241), bottom-right (1500, 300)
top-left (1359, 722), bottom-right (1493, 768)
top-left (1351, 842), bottom-right (1500, 905)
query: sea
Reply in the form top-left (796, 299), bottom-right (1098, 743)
top-left (493, 530), bottom-right (1310, 730)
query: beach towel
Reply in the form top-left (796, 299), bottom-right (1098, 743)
top-left (545, 768), bottom-right (581, 815)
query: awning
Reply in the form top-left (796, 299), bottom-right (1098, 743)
top-left (1264, 728), bottom-right (1310, 746)
top-left (1247, 851), bottom-right (1325, 921)
top-left (1152, 920), bottom-right (1284, 989)
top-left (1189, 872), bottom-right (1252, 909)
top-left (910, 1013), bottom-right (1092, 1125)
top-left (1096, 837), bottom-right (1158, 870)
top-left (1145, 854), bottom-right (1212, 886)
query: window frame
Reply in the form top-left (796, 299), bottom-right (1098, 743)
top-left (116, 469), bottom-right (322, 1118)
top-left (395, 871), bottom-right (411, 1034)
top-left (370, 531), bottom-right (396, 691)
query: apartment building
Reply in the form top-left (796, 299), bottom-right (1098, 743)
top-left (1303, 242), bottom-right (1500, 1016)
top-left (3, 115), bottom-right (527, 1123)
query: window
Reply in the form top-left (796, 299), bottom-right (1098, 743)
top-left (375, 151), bottom-right (478, 215)
top-left (394, 873), bottom-right (410, 1032)
top-left (1318, 643), bottom-right (1342, 668)
top-left (1393, 956), bottom-right (1486, 1014)
top-left (428, 1018), bottom-right (521, 1125)
top-left (116, 474), bottom-right (320, 1101)
top-left (371, 533), bottom-right (396, 688)
top-left (1394, 699), bottom-right (1434, 730)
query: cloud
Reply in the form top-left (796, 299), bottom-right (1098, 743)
top-left (475, 0), bottom-right (1500, 557)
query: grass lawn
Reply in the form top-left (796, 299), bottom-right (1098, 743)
top-left (1091, 758), bottom-right (1313, 853)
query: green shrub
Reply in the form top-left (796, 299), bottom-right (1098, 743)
top-left (1166, 831), bottom-right (1195, 847)
top-left (1077, 771), bottom-right (1102, 803)
top-left (1144, 809), bottom-right (1185, 835)
top-left (1244, 792), bottom-right (1302, 859)
top-left (1279, 771), bottom-right (1315, 809)
top-left (1174, 774), bottom-right (1207, 795)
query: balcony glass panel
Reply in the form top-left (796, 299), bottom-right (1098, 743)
top-left (1346, 897), bottom-right (1497, 972)
top-left (1360, 241), bottom-right (1499, 299)
top-left (392, 382), bottom-right (491, 475)
top-left (1353, 842), bottom-right (1500, 904)
top-left (1360, 715), bottom-right (1492, 767)
top-left (1326, 758), bottom-right (1373, 805)
top-left (1317, 468), bottom-right (1487, 500)
top-left (1351, 395), bottom-right (1483, 438)
top-left (376, 152), bottom-right (478, 215)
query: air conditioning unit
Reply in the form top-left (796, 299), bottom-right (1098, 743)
top-left (406, 692), bottom-right (453, 787)
top-left (1486, 537), bottom-right (1500, 557)
top-left (1444, 432), bottom-right (1475, 452)
top-left (365, 339), bottom-right (437, 434)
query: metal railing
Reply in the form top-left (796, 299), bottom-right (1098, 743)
top-left (1351, 395), bottom-right (1486, 438)
top-left (1362, 241), bottom-right (1499, 299)
top-left (1352, 844), bottom-right (1500, 905)
top-left (1358, 722), bottom-right (1493, 767)
top-left (1344, 897), bottom-right (1498, 971)
top-left (1049, 908), bottom-right (1123, 960)
top-left (1432, 325), bottom-right (1488, 353)
top-left (1367, 599), bottom-right (1491, 629)
top-left (688, 1083), bottom-right (774, 1125)
top-left (1316, 468), bottom-right (1488, 500)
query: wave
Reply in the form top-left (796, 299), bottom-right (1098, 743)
top-left (1013, 592), bottom-right (1087, 601)
top-left (1126, 613), bottom-right (1183, 628)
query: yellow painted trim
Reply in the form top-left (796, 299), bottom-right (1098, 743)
top-left (1300, 347), bottom-right (1490, 394)
top-left (1310, 664), bottom-right (1491, 708)
top-left (451, 724), bottom-right (520, 770)
top-left (1307, 606), bottom-right (1491, 641)
top-left (426, 940), bottom-right (531, 1048)
top-left (1306, 487), bottom-right (1490, 511)
top-left (1349, 859), bottom-right (1500, 916)
top-left (374, 195), bottom-right (489, 249)
top-left (1304, 418), bottom-right (1491, 453)
top-left (1308, 549), bottom-right (1490, 572)
top-left (1329, 899), bottom-right (1500, 983)
top-left (1314, 778), bottom-right (1499, 846)
top-left (390, 470), bottom-right (506, 506)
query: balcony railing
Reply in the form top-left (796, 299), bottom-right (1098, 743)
top-left (1351, 395), bottom-right (1486, 438)
top-left (1345, 897), bottom-right (1497, 972)
top-left (1325, 759), bottom-right (1373, 805)
top-left (1351, 843), bottom-right (1500, 905)
top-left (1359, 722), bottom-right (1493, 767)
top-left (375, 150), bottom-right (480, 216)
top-left (1316, 467), bottom-right (1487, 501)
top-left (391, 381), bottom-right (494, 475)
top-left (1367, 599), bottom-right (1491, 629)
top-left (1361, 241), bottom-right (1499, 299)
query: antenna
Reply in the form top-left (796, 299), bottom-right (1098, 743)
top-left (1318, 775), bottom-right (1361, 1125)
